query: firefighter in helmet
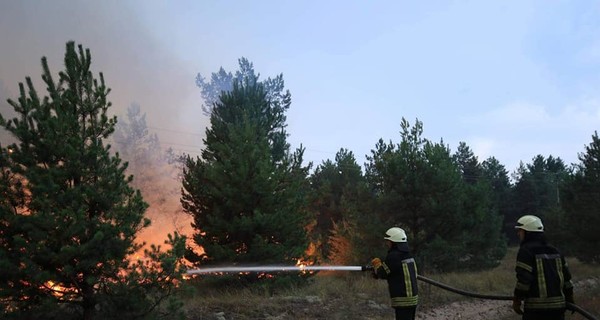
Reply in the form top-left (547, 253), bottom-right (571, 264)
top-left (371, 227), bottom-right (419, 320)
top-left (512, 215), bottom-right (574, 320)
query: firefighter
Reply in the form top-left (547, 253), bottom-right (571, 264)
top-left (512, 215), bottom-right (574, 320)
top-left (371, 227), bottom-right (419, 320)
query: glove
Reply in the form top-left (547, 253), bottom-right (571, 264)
top-left (512, 298), bottom-right (523, 315)
top-left (371, 257), bottom-right (382, 269)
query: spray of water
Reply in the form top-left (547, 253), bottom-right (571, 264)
top-left (186, 265), bottom-right (367, 275)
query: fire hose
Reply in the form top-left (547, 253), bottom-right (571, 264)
top-left (416, 274), bottom-right (598, 320)
top-left (186, 265), bottom-right (598, 320)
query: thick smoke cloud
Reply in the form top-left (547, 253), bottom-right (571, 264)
top-left (0, 1), bottom-right (208, 153)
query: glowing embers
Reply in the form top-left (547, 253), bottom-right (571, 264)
top-left (42, 280), bottom-right (79, 300)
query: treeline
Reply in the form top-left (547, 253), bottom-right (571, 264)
top-left (1, 43), bottom-right (599, 319)
top-left (187, 58), bottom-right (600, 275)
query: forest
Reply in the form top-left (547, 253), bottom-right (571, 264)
top-left (1, 42), bottom-right (599, 319)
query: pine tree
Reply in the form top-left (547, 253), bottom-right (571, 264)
top-left (562, 132), bottom-right (600, 263)
top-left (511, 155), bottom-right (570, 246)
top-left (453, 143), bottom-right (506, 269)
top-left (182, 73), bottom-right (310, 280)
top-left (365, 119), bottom-right (467, 271)
top-left (364, 119), bottom-right (506, 271)
top-left (481, 157), bottom-right (515, 243)
top-left (0, 42), bottom-right (185, 319)
top-left (308, 149), bottom-right (372, 264)
top-left (196, 57), bottom-right (287, 116)
top-left (512, 155), bottom-right (567, 218)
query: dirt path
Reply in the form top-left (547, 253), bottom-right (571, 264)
top-left (416, 299), bottom-right (518, 320)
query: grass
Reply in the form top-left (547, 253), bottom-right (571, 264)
top-left (181, 247), bottom-right (600, 320)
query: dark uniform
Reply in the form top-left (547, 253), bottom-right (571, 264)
top-left (373, 243), bottom-right (419, 320)
top-left (514, 233), bottom-right (574, 320)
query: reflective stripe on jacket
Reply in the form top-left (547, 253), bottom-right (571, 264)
top-left (374, 246), bottom-right (419, 308)
top-left (514, 238), bottom-right (574, 310)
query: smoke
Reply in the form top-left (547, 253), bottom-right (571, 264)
top-left (0, 1), bottom-right (207, 245)
top-left (0, 1), bottom-right (208, 153)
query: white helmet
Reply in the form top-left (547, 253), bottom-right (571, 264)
top-left (384, 227), bottom-right (408, 243)
top-left (515, 215), bottom-right (544, 232)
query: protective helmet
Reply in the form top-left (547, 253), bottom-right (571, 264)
top-left (515, 215), bottom-right (544, 232)
top-left (384, 227), bottom-right (408, 242)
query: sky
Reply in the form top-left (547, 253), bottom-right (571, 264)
top-left (2, 0), bottom-right (600, 174)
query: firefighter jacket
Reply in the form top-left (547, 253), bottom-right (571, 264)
top-left (514, 236), bottom-right (574, 311)
top-left (373, 245), bottom-right (419, 308)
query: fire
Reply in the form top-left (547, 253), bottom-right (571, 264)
top-left (296, 259), bottom-right (307, 270)
top-left (43, 280), bottom-right (78, 299)
top-left (296, 258), bottom-right (314, 274)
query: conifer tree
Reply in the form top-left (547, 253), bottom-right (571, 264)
top-left (196, 57), bottom-right (287, 116)
top-left (365, 119), bottom-right (505, 271)
top-left (308, 149), bottom-right (372, 264)
top-left (365, 119), bottom-right (466, 271)
top-left (481, 157), bottom-right (514, 243)
top-left (453, 143), bottom-right (506, 269)
top-left (182, 72), bottom-right (310, 278)
top-left (0, 42), bottom-right (185, 319)
top-left (562, 132), bottom-right (600, 263)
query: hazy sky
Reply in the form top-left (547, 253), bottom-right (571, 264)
top-left (2, 0), bottom-right (600, 173)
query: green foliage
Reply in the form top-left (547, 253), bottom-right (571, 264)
top-left (512, 155), bottom-right (567, 219)
top-left (308, 149), bottom-right (372, 263)
top-left (453, 143), bottom-right (506, 269)
top-left (0, 41), bottom-right (186, 319)
top-left (364, 119), bottom-right (505, 272)
top-left (100, 233), bottom-right (188, 320)
top-left (561, 131), bottom-right (600, 263)
top-left (481, 157), bottom-right (515, 243)
top-left (510, 155), bottom-right (570, 247)
top-left (182, 67), bottom-right (311, 279)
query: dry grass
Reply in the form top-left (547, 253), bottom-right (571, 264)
top-left (418, 248), bottom-right (517, 307)
top-left (181, 247), bottom-right (600, 320)
top-left (183, 272), bottom-right (394, 320)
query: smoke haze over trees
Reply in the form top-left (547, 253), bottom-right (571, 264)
top-left (112, 104), bottom-right (192, 244)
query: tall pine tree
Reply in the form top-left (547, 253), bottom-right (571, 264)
top-left (182, 72), bottom-right (310, 279)
top-left (365, 119), bottom-right (466, 271)
top-left (308, 148), bottom-right (372, 264)
top-left (0, 42), bottom-right (186, 320)
top-left (453, 143), bottom-right (506, 269)
top-left (481, 157), bottom-right (515, 243)
top-left (562, 132), bottom-right (600, 263)
top-left (365, 119), bottom-right (505, 271)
